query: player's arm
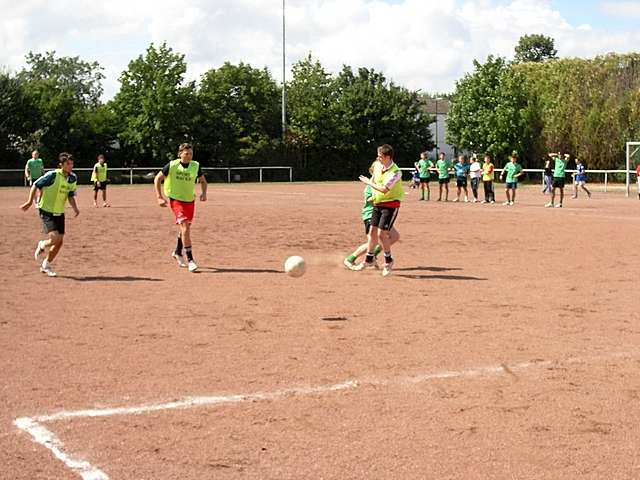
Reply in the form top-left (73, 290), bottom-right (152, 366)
top-left (154, 171), bottom-right (167, 207)
top-left (93, 165), bottom-right (101, 186)
top-left (20, 185), bottom-right (38, 210)
top-left (198, 174), bottom-right (207, 201)
top-left (24, 164), bottom-right (30, 182)
top-left (68, 194), bottom-right (80, 217)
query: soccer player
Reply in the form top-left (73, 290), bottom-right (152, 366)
top-left (453, 155), bottom-right (470, 202)
top-left (24, 150), bottom-right (44, 185)
top-left (469, 154), bottom-right (482, 202)
top-left (435, 152), bottom-right (452, 201)
top-left (415, 151), bottom-right (433, 201)
top-left (636, 163), bottom-right (640, 200)
top-left (154, 143), bottom-right (207, 273)
top-left (91, 154), bottom-right (110, 207)
top-left (571, 158), bottom-right (591, 199)
top-left (20, 153), bottom-right (80, 277)
top-left (542, 158), bottom-right (553, 194)
top-left (499, 151), bottom-right (523, 206)
top-left (356, 144), bottom-right (404, 277)
top-left (481, 154), bottom-right (495, 203)
top-left (344, 163), bottom-right (397, 269)
top-left (546, 152), bottom-right (568, 208)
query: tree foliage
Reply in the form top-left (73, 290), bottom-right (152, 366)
top-left (514, 34), bottom-right (558, 64)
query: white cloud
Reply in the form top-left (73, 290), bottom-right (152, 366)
top-left (0, 0), bottom-right (638, 100)
top-left (599, 1), bottom-right (640, 18)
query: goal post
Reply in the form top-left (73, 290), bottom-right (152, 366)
top-left (627, 142), bottom-right (640, 197)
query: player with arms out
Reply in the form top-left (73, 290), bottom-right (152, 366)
top-left (154, 143), bottom-right (207, 273)
top-left (21, 153), bottom-right (80, 277)
top-left (546, 152), bottom-right (569, 208)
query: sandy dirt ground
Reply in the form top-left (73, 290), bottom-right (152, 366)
top-left (1, 181), bottom-right (640, 479)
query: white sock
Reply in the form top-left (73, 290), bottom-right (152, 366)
top-left (42, 259), bottom-right (49, 269)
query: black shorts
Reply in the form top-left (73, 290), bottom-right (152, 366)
top-left (364, 219), bottom-right (371, 235)
top-left (553, 178), bottom-right (565, 188)
top-left (438, 178), bottom-right (450, 184)
top-left (456, 177), bottom-right (467, 187)
top-left (506, 182), bottom-right (518, 189)
top-left (39, 210), bottom-right (65, 235)
top-left (370, 206), bottom-right (399, 231)
top-left (419, 177), bottom-right (430, 184)
top-left (93, 181), bottom-right (108, 191)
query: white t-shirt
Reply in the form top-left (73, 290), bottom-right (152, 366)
top-left (469, 161), bottom-right (482, 179)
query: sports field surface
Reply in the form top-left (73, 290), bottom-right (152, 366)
top-left (2, 182), bottom-right (640, 479)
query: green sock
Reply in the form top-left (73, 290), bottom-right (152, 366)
top-left (373, 245), bottom-right (382, 256)
top-left (346, 254), bottom-right (357, 262)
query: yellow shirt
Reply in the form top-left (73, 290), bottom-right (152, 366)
top-left (482, 162), bottom-right (495, 181)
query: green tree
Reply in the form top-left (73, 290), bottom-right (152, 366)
top-left (447, 56), bottom-right (536, 165)
top-left (196, 62), bottom-right (281, 166)
top-left (514, 34), bottom-right (557, 63)
top-left (18, 51), bottom-right (105, 164)
top-left (0, 71), bottom-right (37, 166)
top-left (111, 43), bottom-right (196, 165)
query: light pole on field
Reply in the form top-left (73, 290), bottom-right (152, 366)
top-left (281, 0), bottom-right (286, 143)
top-left (434, 97), bottom-right (443, 158)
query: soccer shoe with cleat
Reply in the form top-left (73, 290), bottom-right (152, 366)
top-left (188, 260), bottom-right (199, 273)
top-left (40, 265), bottom-right (57, 277)
top-left (343, 258), bottom-right (357, 270)
top-left (34, 240), bottom-right (45, 261)
top-left (353, 260), bottom-right (378, 271)
top-left (502, 201), bottom-right (511, 206)
top-left (509, 201), bottom-right (514, 206)
top-left (171, 252), bottom-right (187, 268)
top-left (545, 202), bottom-right (554, 208)
top-left (382, 261), bottom-right (394, 277)
top-left (555, 203), bottom-right (563, 208)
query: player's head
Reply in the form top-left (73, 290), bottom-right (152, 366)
top-left (58, 153), bottom-right (74, 173)
top-left (439, 152), bottom-right (445, 160)
top-left (32, 150), bottom-right (39, 159)
top-left (458, 155), bottom-right (465, 163)
top-left (420, 151), bottom-right (427, 159)
top-left (484, 153), bottom-right (491, 162)
top-left (377, 144), bottom-right (394, 162)
top-left (511, 151), bottom-right (518, 162)
top-left (178, 143), bottom-right (193, 162)
top-left (576, 157), bottom-right (582, 164)
top-left (97, 154), bottom-right (105, 164)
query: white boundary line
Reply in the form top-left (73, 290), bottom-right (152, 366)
top-left (14, 350), bottom-right (638, 480)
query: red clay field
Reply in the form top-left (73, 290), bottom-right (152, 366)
top-left (1, 182), bottom-right (640, 479)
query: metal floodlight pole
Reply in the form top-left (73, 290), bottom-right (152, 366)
top-left (281, 0), bottom-right (286, 143)
top-left (435, 98), bottom-right (439, 157)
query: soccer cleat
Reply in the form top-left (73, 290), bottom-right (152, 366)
top-left (481, 200), bottom-right (487, 204)
top-left (40, 265), bottom-right (57, 277)
top-left (382, 261), bottom-right (394, 277)
top-left (353, 260), bottom-right (377, 271)
top-left (171, 252), bottom-right (187, 268)
top-left (452, 198), bottom-right (459, 202)
top-left (502, 201), bottom-right (510, 206)
top-left (464, 197), bottom-right (469, 203)
top-left (545, 202), bottom-right (554, 208)
top-left (34, 241), bottom-right (45, 261)
top-left (555, 204), bottom-right (563, 208)
top-left (188, 261), bottom-right (199, 273)
top-left (509, 201), bottom-right (514, 206)
top-left (103, 203), bottom-right (111, 207)
top-left (343, 258), bottom-right (356, 270)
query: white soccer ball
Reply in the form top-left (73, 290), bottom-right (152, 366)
top-left (284, 256), bottom-right (306, 278)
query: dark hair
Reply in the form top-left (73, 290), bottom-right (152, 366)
top-left (378, 144), bottom-right (394, 158)
top-left (178, 143), bottom-right (193, 155)
top-left (97, 154), bottom-right (105, 160)
top-left (58, 152), bottom-right (73, 164)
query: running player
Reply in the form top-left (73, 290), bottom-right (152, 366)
top-left (20, 153), bottom-right (80, 277)
top-left (91, 154), bottom-right (110, 207)
top-left (154, 143), bottom-right (207, 272)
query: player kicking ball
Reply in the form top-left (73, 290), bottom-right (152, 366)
top-left (154, 143), bottom-right (207, 273)
top-left (354, 144), bottom-right (404, 277)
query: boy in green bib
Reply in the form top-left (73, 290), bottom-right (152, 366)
top-left (20, 153), bottom-right (80, 277)
top-left (91, 154), bottom-right (110, 207)
top-left (545, 152), bottom-right (568, 208)
top-left (154, 143), bottom-right (207, 272)
top-left (415, 151), bottom-right (433, 201)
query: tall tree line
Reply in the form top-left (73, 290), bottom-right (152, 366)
top-left (0, 45), bottom-right (434, 179)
